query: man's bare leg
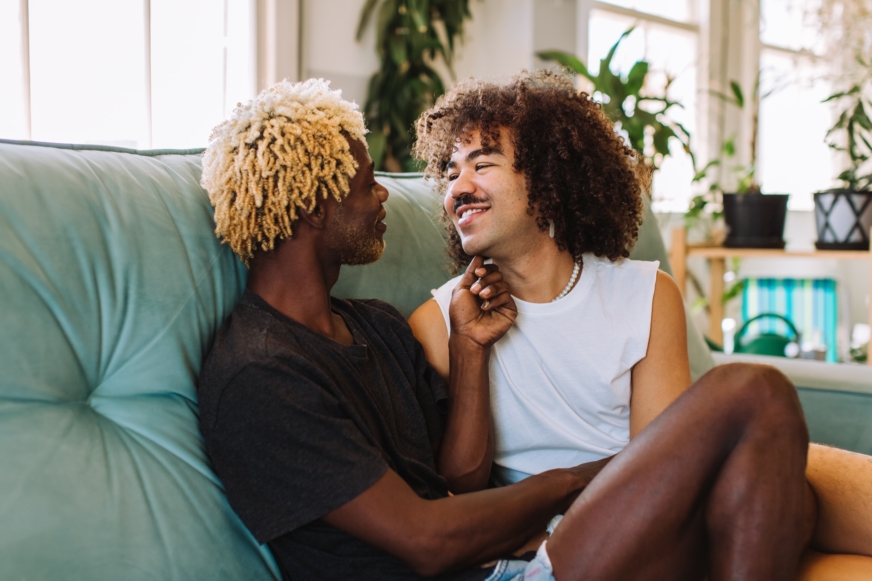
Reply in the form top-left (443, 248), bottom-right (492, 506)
top-left (547, 363), bottom-right (812, 581)
top-left (806, 444), bottom-right (872, 556)
top-left (799, 551), bottom-right (872, 580)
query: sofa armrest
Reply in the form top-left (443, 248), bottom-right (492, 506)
top-left (712, 353), bottom-right (872, 454)
top-left (712, 352), bottom-right (872, 395)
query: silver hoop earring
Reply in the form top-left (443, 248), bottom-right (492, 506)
top-left (548, 220), bottom-right (555, 239)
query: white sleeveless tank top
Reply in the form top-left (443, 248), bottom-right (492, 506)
top-left (431, 253), bottom-right (660, 478)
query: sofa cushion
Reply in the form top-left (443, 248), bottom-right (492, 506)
top-left (0, 140), bottom-right (280, 580)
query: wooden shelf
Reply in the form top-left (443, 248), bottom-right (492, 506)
top-left (670, 228), bottom-right (872, 365)
top-left (686, 247), bottom-right (870, 260)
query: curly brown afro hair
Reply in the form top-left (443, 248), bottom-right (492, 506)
top-left (414, 68), bottom-right (648, 272)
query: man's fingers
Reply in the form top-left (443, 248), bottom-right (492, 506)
top-left (457, 256), bottom-right (485, 290)
top-left (480, 289), bottom-right (513, 311)
top-left (469, 267), bottom-right (504, 295)
top-left (478, 281), bottom-right (509, 300)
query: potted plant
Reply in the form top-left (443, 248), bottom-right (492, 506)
top-left (687, 80), bottom-right (789, 248)
top-left (814, 55), bottom-right (872, 251)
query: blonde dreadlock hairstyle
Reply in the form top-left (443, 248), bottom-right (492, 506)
top-left (201, 78), bottom-right (368, 264)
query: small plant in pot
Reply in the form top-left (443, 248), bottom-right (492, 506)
top-left (814, 56), bottom-right (872, 251)
top-left (687, 80), bottom-right (789, 248)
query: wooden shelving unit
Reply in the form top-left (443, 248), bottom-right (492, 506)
top-left (669, 227), bottom-right (872, 365)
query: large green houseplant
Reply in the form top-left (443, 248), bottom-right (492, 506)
top-left (356, 0), bottom-right (473, 172)
top-left (537, 28), bottom-right (691, 172)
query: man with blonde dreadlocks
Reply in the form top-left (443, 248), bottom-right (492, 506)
top-left (197, 78), bottom-right (817, 581)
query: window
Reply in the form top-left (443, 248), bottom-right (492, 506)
top-left (1, 0), bottom-right (254, 149)
top-left (587, 2), bottom-right (700, 213)
top-left (758, 0), bottom-right (833, 210)
top-left (0, 0), bottom-right (28, 139)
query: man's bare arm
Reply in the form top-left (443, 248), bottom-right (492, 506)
top-left (629, 270), bottom-right (692, 438)
top-left (409, 299), bottom-right (450, 381)
top-left (322, 466), bottom-right (587, 577)
top-left (410, 257), bottom-right (516, 493)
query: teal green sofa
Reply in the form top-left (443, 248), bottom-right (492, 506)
top-left (1, 140), bottom-right (869, 579)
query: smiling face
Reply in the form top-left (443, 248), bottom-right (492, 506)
top-left (329, 137), bottom-right (389, 265)
top-left (444, 128), bottom-right (541, 259)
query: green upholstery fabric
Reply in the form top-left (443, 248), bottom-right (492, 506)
top-left (0, 141), bottom-right (280, 580)
top-left (1, 141), bottom-right (866, 579)
top-left (798, 388), bottom-right (872, 455)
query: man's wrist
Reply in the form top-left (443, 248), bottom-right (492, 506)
top-left (448, 333), bottom-right (491, 358)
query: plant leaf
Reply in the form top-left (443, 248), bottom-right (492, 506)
top-left (729, 81), bottom-right (745, 109)
top-left (366, 131), bottom-right (387, 170)
top-left (692, 159), bottom-right (720, 182)
top-left (822, 85), bottom-right (861, 103)
top-left (625, 60), bottom-right (648, 96)
top-left (855, 101), bottom-right (872, 131)
top-left (603, 27), bottom-right (634, 71)
top-left (356, 0), bottom-right (381, 40)
top-left (536, 50), bottom-right (594, 81)
top-left (721, 279), bottom-right (746, 305)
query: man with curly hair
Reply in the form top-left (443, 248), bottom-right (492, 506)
top-left (197, 77), bottom-right (822, 581)
top-left (410, 69), bottom-right (872, 579)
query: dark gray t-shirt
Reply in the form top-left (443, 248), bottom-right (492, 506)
top-left (198, 290), bottom-right (492, 581)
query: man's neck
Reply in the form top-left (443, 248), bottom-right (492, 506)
top-left (246, 239), bottom-right (353, 344)
top-left (490, 242), bottom-right (578, 304)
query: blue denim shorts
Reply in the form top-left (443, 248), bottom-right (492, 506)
top-left (483, 540), bottom-right (554, 581)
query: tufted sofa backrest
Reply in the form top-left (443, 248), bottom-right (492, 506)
top-left (0, 141), bottom-right (280, 580)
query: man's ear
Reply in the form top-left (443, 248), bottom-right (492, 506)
top-left (298, 199), bottom-right (329, 230)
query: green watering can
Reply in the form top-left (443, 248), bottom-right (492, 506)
top-left (734, 313), bottom-right (800, 358)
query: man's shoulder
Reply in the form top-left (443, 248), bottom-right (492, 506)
top-left (341, 297), bottom-right (405, 322)
top-left (336, 297), bottom-right (420, 340)
top-left (433, 273), bottom-right (464, 296)
top-left (429, 274), bottom-right (464, 316)
top-left (588, 254), bottom-right (660, 287)
top-left (197, 293), bottom-right (333, 431)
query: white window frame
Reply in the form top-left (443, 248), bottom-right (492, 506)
top-left (14, 0), bottom-right (297, 148)
top-left (578, 0), bottom-right (708, 208)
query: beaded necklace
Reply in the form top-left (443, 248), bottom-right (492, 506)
top-left (551, 261), bottom-right (581, 302)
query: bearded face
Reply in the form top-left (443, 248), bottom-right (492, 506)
top-left (331, 201), bottom-right (386, 266)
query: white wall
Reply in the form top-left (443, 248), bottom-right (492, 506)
top-left (301, 0), bottom-right (378, 107)
top-left (299, 0), bottom-right (582, 107)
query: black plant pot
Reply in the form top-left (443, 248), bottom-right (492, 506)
top-left (814, 189), bottom-right (872, 251)
top-left (723, 193), bottom-right (789, 248)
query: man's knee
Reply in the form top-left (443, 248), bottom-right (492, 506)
top-left (702, 363), bottom-right (807, 439)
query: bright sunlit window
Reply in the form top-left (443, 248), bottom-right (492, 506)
top-left (758, 0), bottom-right (834, 210)
top-left (0, 0), bottom-right (254, 149)
top-left (588, 3), bottom-right (699, 212)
